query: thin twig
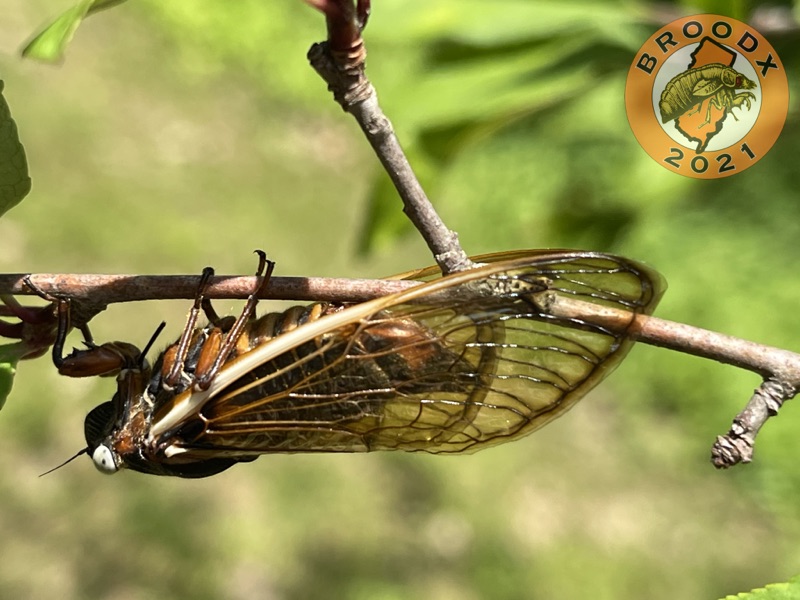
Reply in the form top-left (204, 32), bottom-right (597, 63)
top-left (0, 273), bottom-right (414, 303)
top-left (304, 0), bottom-right (472, 275)
top-left (539, 294), bottom-right (800, 377)
top-left (710, 379), bottom-right (795, 467)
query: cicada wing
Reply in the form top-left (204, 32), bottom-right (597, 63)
top-left (692, 78), bottom-right (722, 97)
top-left (151, 251), bottom-right (663, 459)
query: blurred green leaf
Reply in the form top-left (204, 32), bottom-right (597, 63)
top-left (0, 360), bottom-right (16, 412)
top-left (0, 337), bottom-right (44, 410)
top-left (22, 0), bottom-right (129, 62)
top-left (370, 0), bottom-right (647, 48)
top-left (0, 80), bottom-right (31, 218)
top-left (720, 575), bottom-right (800, 600)
top-left (359, 173), bottom-right (417, 254)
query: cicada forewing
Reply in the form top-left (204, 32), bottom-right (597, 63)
top-left (133, 251), bottom-right (663, 471)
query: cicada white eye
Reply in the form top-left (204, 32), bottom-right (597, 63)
top-left (92, 445), bottom-right (118, 474)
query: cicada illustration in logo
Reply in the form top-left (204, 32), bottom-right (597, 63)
top-left (626, 15), bottom-right (788, 179)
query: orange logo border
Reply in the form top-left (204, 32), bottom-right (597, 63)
top-left (625, 14), bottom-right (788, 179)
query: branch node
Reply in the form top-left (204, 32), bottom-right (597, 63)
top-left (307, 41), bottom-right (371, 109)
top-left (434, 233), bottom-right (474, 274)
top-left (711, 377), bottom-right (797, 469)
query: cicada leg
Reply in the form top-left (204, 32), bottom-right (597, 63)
top-left (730, 91), bottom-right (756, 117)
top-left (194, 250), bottom-right (275, 390)
top-left (162, 251), bottom-right (275, 391)
top-left (0, 289), bottom-right (61, 361)
top-left (708, 91), bottom-right (729, 124)
top-left (22, 276), bottom-right (87, 369)
top-left (162, 266), bottom-right (217, 388)
top-left (685, 101), bottom-right (703, 118)
top-left (21, 277), bottom-right (138, 377)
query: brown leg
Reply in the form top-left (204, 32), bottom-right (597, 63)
top-left (163, 267), bottom-right (216, 388)
top-left (195, 251), bottom-right (275, 390)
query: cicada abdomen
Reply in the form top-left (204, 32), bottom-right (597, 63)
top-left (65, 250), bottom-right (663, 477)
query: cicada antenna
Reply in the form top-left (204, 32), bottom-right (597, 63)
top-left (139, 321), bottom-right (167, 370)
top-left (38, 447), bottom-right (89, 477)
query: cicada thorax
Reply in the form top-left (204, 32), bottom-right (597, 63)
top-left (75, 250), bottom-right (664, 478)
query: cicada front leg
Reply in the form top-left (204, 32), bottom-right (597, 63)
top-left (21, 276), bottom-right (143, 378)
top-left (160, 266), bottom-right (218, 389)
top-left (730, 91), bottom-right (756, 116)
top-left (194, 251), bottom-right (275, 389)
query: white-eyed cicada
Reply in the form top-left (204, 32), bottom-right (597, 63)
top-left (46, 250), bottom-right (663, 477)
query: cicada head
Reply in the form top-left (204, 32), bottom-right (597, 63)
top-left (81, 336), bottom-right (245, 478)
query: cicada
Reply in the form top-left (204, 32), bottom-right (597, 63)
top-left (658, 63), bottom-right (757, 126)
top-left (45, 250), bottom-right (663, 478)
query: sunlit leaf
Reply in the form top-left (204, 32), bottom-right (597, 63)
top-left (22, 0), bottom-right (129, 62)
top-left (720, 575), bottom-right (800, 600)
top-left (0, 80), bottom-right (31, 218)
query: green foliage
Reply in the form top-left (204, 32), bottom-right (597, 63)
top-left (0, 80), bottom-right (30, 218)
top-left (721, 575), bottom-right (800, 600)
top-left (0, 360), bottom-right (15, 411)
top-left (143, 0), bottom-right (325, 108)
top-left (359, 0), bottom-right (651, 253)
top-left (21, 0), bottom-right (129, 62)
top-left (0, 78), bottom-right (31, 406)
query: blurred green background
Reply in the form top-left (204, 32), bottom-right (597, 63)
top-left (2, 1), bottom-right (800, 598)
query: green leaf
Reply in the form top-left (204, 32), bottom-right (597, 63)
top-left (0, 80), bottom-right (31, 218)
top-left (358, 173), bottom-right (416, 254)
top-left (0, 359), bottom-right (17, 412)
top-left (21, 0), bottom-right (129, 63)
top-left (720, 575), bottom-right (800, 600)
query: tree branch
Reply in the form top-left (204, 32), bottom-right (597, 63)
top-left (304, 0), bottom-right (472, 274)
top-left (2, 273), bottom-right (412, 304)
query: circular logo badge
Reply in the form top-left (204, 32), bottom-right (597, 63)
top-left (625, 15), bottom-right (788, 179)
